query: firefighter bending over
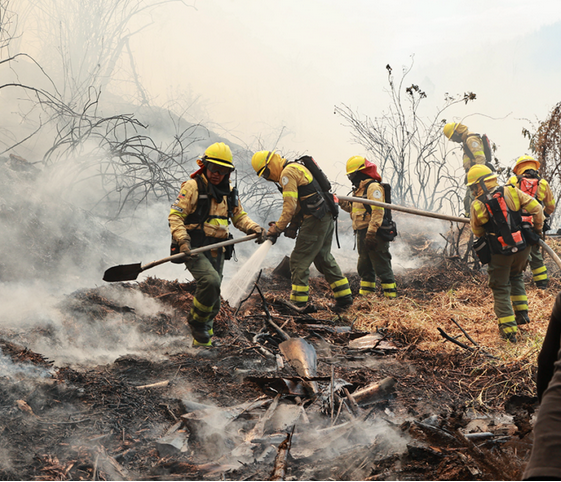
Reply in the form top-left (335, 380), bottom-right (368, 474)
top-left (443, 122), bottom-right (487, 216)
top-left (468, 165), bottom-right (544, 343)
top-left (509, 155), bottom-right (556, 289)
top-left (169, 142), bottom-right (266, 347)
top-left (251, 150), bottom-right (353, 313)
top-left (339, 156), bottom-right (397, 299)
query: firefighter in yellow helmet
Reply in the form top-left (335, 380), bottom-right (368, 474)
top-left (251, 150), bottom-right (353, 312)
top-left (509, 155), bottom-right (556, 289)
top-left (468, 164), bottom-right (544, 343)
top-left (169, 142), bottom-right (266, 347)
top-left (443, 122), bottom-right (488, 216)
top-left (339, 156), bottom-right (397, 299)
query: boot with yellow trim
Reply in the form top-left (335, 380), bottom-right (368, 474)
top-left (330, 295), bottom-right (354, 313)
top-left (536, 279), bottom-right (549, 290)
top-left (498, 322), bottom-right (517, 344)
top-left (515, 310), bottom-right (531, 326)
top-left (382, 282), bottom-right (397, 299)
top-left (188, 316), bottom-right (211, 347)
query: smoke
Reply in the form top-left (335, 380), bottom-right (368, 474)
top-left (0, 347), bottom-right (53, 379)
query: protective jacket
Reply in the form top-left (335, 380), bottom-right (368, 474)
top-left (339, 179), bottom-right (385, 234)
top-left (456, 127), bottom-right (486, 173)
top-left (276, 162), bottom-right (327, 231)
top-left (470, 183), bottom-right (544, 239)
top-left (509, 174), bottom-right (556, 217)
top-left (169, 174), bottom-right (260, 247)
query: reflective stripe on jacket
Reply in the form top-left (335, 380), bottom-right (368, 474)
top-left (509, 174), bottom-right (556, 216)
top-left (339, 179), bottom-right (385, 233)
top-left (470, 184), bottom-right (544, 238)
top-left (169, 175), bottom-right (259, 244)
top-left (276, 163), bottom-right (322, 230)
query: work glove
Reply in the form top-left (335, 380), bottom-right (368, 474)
top-left (178, 239), bottom-right (196, 259)
top-left (365, 231), bottom-right (377, 250)
top-left (250, 226), bottom-right (268, 244)
top-left (266, 222), bottom-right (282, 245)
top-left (284, 222), bottom-right (299, 239)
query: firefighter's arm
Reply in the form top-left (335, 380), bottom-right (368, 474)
top-left (366, 183), bottom-right (385, 235)
top-left (275, 167), bottom-right (301, 231)
top-left (339, 199), bottom-right (352, 213)
top-left (518, 188), bottom-right (544, 232)
top-left (470, 200), bottom-right (488, 237)
top-left (541, 180), bottom-right (556, 216)
top-left (508, 175), bottom-right (519, 188)
top-left (168, 180), bottom-right (198, 244)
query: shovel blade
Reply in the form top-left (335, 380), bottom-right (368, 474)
top-left (102, 263), bottom-right (143, 282)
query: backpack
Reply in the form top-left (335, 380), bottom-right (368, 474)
top-left (362, 180), bottom-right (398, 242)
top-left (295, 155), bottom-right (339, 220)
top-left (465, 133), bottom-right (496, 172)
top-left (478, 186), bottom-right (526, 255)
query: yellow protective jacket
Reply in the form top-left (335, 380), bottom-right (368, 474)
top-left (470, 183), bottom-right (544, 238)
top-left (168, 174), bottom-right (260, 245)
top-left (339, 179), bottom-right (385, 234)
top-left (460, 130), bottom-right (486, 173)
top-left (508, 175), bottom-right (556, 216)
top-left (276, 162), bottom-right (323, 231)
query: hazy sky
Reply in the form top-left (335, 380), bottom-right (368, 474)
top-left (127, 0), bottom-right (561, 180)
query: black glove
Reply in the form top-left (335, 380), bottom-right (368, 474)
top-left (266, 222), bottom-right (281, 245)
top-left (178, 239), bottom-right (197, 259)
top-left (284, 223), bottom-right (299, 239)
top-left (250, 226), bottom-right (268, 244)
top-left (365, 231), bottom-right (377, 250)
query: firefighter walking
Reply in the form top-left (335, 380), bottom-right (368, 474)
top-left (509, 155), bottom-right (556, 289)
top-left (468, 165), bottom-right (544, 343)
top-left (339, 156), bottom-right (397, 299)
top-left (251, 150), bottom-right (353, 312)
top-left (169, 142), bottom-right (266, 347)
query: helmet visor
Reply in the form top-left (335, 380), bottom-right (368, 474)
top-left (206, 162), bottom-right (233, 176)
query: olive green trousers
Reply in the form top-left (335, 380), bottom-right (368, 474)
top-left (289, 214), bottom-right (351, 304)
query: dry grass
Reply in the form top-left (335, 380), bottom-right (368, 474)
top-left (355, 237), bottom-right (561, 362)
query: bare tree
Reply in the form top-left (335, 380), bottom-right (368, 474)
top-left (335, 59), bottom-right (477, 216)
top-left (24, 0), bottom-right (191, 107)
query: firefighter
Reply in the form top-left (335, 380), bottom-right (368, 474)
top-left (509, 155), bottom-right (556, 289)
top-left (251, 150), bottom-right (353, 312)
top-left (468, 164), bottom-right (544, 343)
top-left (443, 122), bottom-right (487, 216)
top-left (523, 291), bottom-right (561, 479)
top-left (339, 156), bottom-right (397, 299)
top-left (169, 142), bottom-right (266, 347)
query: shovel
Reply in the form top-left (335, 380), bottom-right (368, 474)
top-left (266, 318), bottom-right (318, 397)
top-left (103, 234), bottom-right (258, 282)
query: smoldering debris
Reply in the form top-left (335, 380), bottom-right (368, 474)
top-left (0, 272), bottom-right (537, 480)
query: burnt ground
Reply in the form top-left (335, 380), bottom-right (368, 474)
top-left (0, 256), bottom-right (548, 481)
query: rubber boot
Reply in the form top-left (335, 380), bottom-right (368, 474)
top-left (188, 319), bottom-right (211, 346)
top-left (330, 295), bottom-right (353, 313)
top-left (515, 311), bottom-right (531, 326)
top-left (536, 279), bottom-right (549, 290)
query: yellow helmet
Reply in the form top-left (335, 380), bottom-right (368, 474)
top-left (346, 155), bottom-right (367, 175)
top-left (513, 155), bottom-right (540, 175)
top-left (466, 164), bottom-right (497, 186)
top-left (443, 123), bottom-right (458, 139)
top-left (251, 150), bottom-right (277, 177)
top-left (202, 142), bottom-right (234, 169)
